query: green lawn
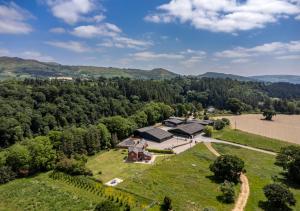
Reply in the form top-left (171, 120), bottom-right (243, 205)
top-left (86, 149), bottom-right (166, 182)
top-left (119, 144), bottom-right (239, 211)
top-left (0, 172), bottom-right (100, 211)
top-left (212, 143), bottom-right (300, 211)
top-left (213, 127), bottom-right (296, 153)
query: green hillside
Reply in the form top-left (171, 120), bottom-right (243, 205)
top-left (0, 57), bottom-right (178, 80)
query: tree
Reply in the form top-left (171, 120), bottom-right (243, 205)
top-left (25, 136), bottom-right (56, 171)
top-left (162, 196), bottom-right (172, 211)
top-left (203, 126), bottom-right (213, 137)
top-left (94, 200), bottom-right (120, 211)
top-left (97, 123), bottom-right (111, 149)
top-left (227, 98), bottom-right (244, 114)
top-left (6, 144), bottom-right (32, 176)
top-left (210, 155), bottom-right (245, 183)
top-left (263, 109), bottom-right (276, 121)
top-left (221, 118), bottom-right (230, 126)
top-left (214, 120), bottom-right (226, 130)
top-left (275, 146), bottom-right (300, 183)
top-left (263, 184), bottom-right (296, 208)
top-left (0, 166), bottom-right (16, 184)
top-left (219, 180), bottom-right (235, 203)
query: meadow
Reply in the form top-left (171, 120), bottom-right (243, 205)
top-left (212, 143), bottom-right (300, 211)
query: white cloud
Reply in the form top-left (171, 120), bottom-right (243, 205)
top-left (49, 27), bottom-right (66, 33)
top-left (215, 40), bottom-right (300, 59)
top-left (145, 0), bottom-right (300, 33)
top-left (276, 54), bottom-right (300, 60)
top-left (46, 0), bottom-right (100, 24)
top-left (21, 51), bottom-right (54, 62)
top-left (72, 23), bottom-right (121, 38)
top-left (231, 58), bottom-right (251, 63)
top-left (0, 48), bottom-right (9, 56)
top-left (99, 37), bottom-right (152, 49)
top-left (46, 41), bottom-right (90, 53)
top-left (133, 51), bottom-right (185, 61)
top-left (0, 2), bottom-right (32, 34)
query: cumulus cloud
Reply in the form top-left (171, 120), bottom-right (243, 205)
top-left (0, 2), bottom-right (33, 34)
top-left (46, 0), bottom-right (102, 24)
top-left (215, 41), bottom-right (300, 59)
top-left (145, 0), bottom-right (300, 33)
top-left (46, 41), bottom-right (91, 53)
top-left (72, 23), bottom-right (121, 38)
top-left (49, 27), bottom-right (66, 33)
top-left (276, 54), bottom-right (300, 60)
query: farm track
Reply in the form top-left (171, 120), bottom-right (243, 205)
top-left (204, 142), bottom-right (250, 211)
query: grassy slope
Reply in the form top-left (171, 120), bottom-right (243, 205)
top-left (213, 127), bottom-right (295, 153)
top-left (0, 172), bottom-right (101, 211)
top-left (212, 143), bottom-right (300, 211)
top-left (86, 149), bottom-right (165, 182)
top-left (119, 144), bottom-right (238, 211)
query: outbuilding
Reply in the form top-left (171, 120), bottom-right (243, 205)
top-left (168, 123), bottom-right (204, 138)
top-left (163, 118), bottom-right (184, 127)
top-left (134, 126), bottom-right (173, 142)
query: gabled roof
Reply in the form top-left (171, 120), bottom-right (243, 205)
top-left (169, 123), bottom-right (204, 136)
top-left (164, 118), bottom-right (183, 125)
top-left (136, 126), bottom-right (154, 133)
top-left (144, 128), bottom-right (173, 140)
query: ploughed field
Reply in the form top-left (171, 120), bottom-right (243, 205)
top-left (219, 114), bottom-right (300, 144)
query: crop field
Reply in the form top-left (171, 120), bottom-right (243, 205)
top-left (218, 114), bottom-right (300, 144)
top-left (212, 143), bottom-right (300, 211)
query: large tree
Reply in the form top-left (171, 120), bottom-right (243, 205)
top-left (263, 184), bottom-right (296, 208)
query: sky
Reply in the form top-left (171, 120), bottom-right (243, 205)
top-left (0, 0), bottom-right (300, 76)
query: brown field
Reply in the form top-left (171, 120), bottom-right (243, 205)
top-left (217, 114), bottom-right (300, 144)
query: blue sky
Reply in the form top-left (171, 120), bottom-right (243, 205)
top-left (0, 0), bottom-right (300, 76)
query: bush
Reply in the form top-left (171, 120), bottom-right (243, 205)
top-left (221, 118), bottom-right (230, 126)
top-left (263, 183), bottom-right (296, 208)
top-left (162, 196), bottom-right (172, 210)
top-left (219, 181), bottom-right (235, 203)
top-left (55, 157), bottom-right (92, 176)
top-left (214, 120), bottom-right (226, 130)
top-left (203, 126), bottom-right (213, 137)
top-left (95, 200), bottom-right (120, 211)
top-left (210, 155), bottom-right (245, 183)
top-left (0, 166), bottom-right (16, 184)
top-left (147, 148), bottom-right (174, 154)
top-left (204, 115), bottom-right (209, 120)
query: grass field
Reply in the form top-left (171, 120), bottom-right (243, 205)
top-left (213, 127), bottom-right (295, 153)
top-left (86, 149), bottom-right (166, 182)
top-left (0, 172), bottom-right (100, 211)
top-left (119, 144), bottom-right (239, 211)
top-left (212, 143), bottom-right (300, 211)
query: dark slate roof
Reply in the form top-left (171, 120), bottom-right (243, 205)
top-left (169, 123), bottom-right (204, 135)
top-left (144, 128), bottom-right (173, 140)
top-left (117, 138), bottom-right (137, 147)
top-left (187, 119), bottom-right (214, 125)
top-left (164, 118), bottom-right (183, 125)
top-left (136, 126), bottom-right (154, 133)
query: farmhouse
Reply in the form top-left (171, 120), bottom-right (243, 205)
top-left (163, 118), bottom-right (184, 127)
top-left (134, 126), bottom-right (173, 142)
top-left (168, 123), bottom-right (204, 138)
top-left (127, 139), bottom-right (152, 162)
top-left (117, 137), bottom-right (141, 148)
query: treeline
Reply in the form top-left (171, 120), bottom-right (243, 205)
top-left (0, 101), bottom-right (173, 184)
top-left (1, 77), bottom-right (300, 148)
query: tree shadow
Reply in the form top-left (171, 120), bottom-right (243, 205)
top-left (275, 172), bottom-right (300, 189)
top-left (205, 175), bottom-right (224, 184)
top-left (258, 201), bottom-right (292, 211)
top-left (216, 195), bottom-right (234, 204)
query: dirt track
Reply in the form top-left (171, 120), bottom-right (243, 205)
top-left (204, 143), bottom-right (250, 211)
top-left (218, 114), bottom-right (300, 144)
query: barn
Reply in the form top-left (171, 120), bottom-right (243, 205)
top-left (168, 123), bottom-right (204, 138)
top-left (134, 126), bottom-right (173, 142)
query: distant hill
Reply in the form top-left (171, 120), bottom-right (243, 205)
top-left (0, 57), bottom-right (178, 80)
top-left (251, 75), bottom-right (300, 84)
top-left (198, 72), bottom-right (256, 81)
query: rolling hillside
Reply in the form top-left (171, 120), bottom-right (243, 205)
top-left (0, 57), bottom-right (178, 80)
top-left (251, 75), bottom-right (300, 84)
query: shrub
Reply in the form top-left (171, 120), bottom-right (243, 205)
top-left (203, 126), bottom-right (213, 137)
top-left (263, 183), bottom-right (296, 208)
top-left (262, 109), bottom-right (276, 121)
top-left (219, 181), bottom-right (235, 203)
top-left (55, 157), bottom-right (92, 176)
top-left (210, 155), bottom-right (245, 183)
top-left (95, 200), bottom-right (120, 211)
top-left (204, 115), bottom-right (209, 120)
top-left (214, 120), bottom-right (226, 130)
top-left (221, 118), bottom-right (230, 126)
top-left (0, 166), bottom-right (16, 184)
top-left (162, 196), bottom-right (172, 210)
top-left (147, 148), bottom-right (174, 154)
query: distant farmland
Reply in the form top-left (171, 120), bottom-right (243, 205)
top-left (219, 114), bottom-right (300, 144)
